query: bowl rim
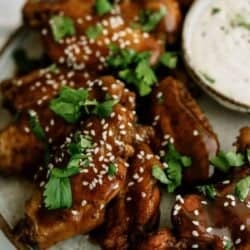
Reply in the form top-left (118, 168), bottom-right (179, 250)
top-left (182, 0), bottom-right (250, 113)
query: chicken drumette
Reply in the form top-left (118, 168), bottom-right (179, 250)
top-left (0, 68), bottom-right (135, 176)
top-left (22, 0), bottom-right (182, 71)
top-left (138, 128), bottom-right (250, 250)
top-left (95, 140), bottom-right (162, 250)
top-left (15, 99), bottom-right (137, 249)
top-left (150, 77), bottom-right (219, 185)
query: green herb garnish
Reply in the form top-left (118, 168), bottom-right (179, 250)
top-left (160, 52), bottom-right (178, 69)
top-left (108, 163), bottom-right (117, 176)
top-left (152, 165), bottom-right (169, 184)
top-left (50, 15), bottom-right (76, 42)
top-left (139, 7), bottom-right (166, 32)
top-left (231, 14), bottom-right (250, 31)
top-left (95, 0), bottom-right (112, 16)
top-left (197, 184), bottom-right (217, 199)
top-left (210, 151), bottom-right (245, 173)
top-left (152, 143), bottom-right (192, 192)
top-left (93, 99), bottom-right (118, 118)
top-left (235, 176), bottom-right (250, 201)
top-left (106, 45), bottom-right (157, 96)
top-left (224, 239), bottom-right (233, 250)
top-left (44, 134), bottom-right (92, 210)
top-left (211, 7), bottom-right (221, 15)
top-left (200, 72), bottom-right (215, 84)
top-left (28, 110), bottom-right (46, 141)
top-left (85, 24), bottom-right (103, 39)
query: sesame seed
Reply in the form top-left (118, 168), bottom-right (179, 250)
top-left (235, 238), bottom-right (241, 245)
top-left (240, 224), bottom-right (246, 231)
top-left (192, 230), bottom-right (199, 237)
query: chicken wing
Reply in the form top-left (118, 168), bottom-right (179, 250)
top-left (172, 167), bottom-right (250, 250)
top-left (0, 69), bottom-right (135, 176)
top-left (150, 77), bottom-right (219, 185)
top-left (15, 101), bottom-right (136, 249)
top-left (95, 141), bottom-right (162, 250)
top-left (22, 0), bottom-right (182, 71)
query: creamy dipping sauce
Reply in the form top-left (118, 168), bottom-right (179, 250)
top-left (183, 0), bottom-right (250, 111)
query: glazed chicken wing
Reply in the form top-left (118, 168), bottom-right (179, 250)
top-left (15, 100), bottom-right (136, 249)
top-left (22, 0), bottom-right (182, 71)
top-left (150, 77), bottom-right (219, 185)
top-left (0, 69), bottom-right (135, 176)
top-left (96, 141), bottom-right (162, 250)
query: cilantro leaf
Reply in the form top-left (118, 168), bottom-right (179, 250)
top-left (166, 160), bottom-right (182, 193)
top-left (50, 15), bottom-right (76, 42)
top-left (160, 52), bottom-right (178, 69)
top-left (139, 8), bottom-right (166, 32)
top-left (135, 60), bottom-right (157, 96)
top-left (210, 151), bottom-right (245, 173)
top-left (152, 144), bottom-right (192, 192)
top-left (197, 184), bottom-right (217, 199)
top-left (95, 0), bottom-right (112, 15)
top-left (231, 14), bottom-right (250, 31)
top-left (152, 165), bottom-right (169, 184)
top-left (108, 163), bottom-right (117, 176)
top-left (50, 87), bottom-right (95, 123)
top-left (246, 148), bottom-right (250, 163)
top-left (235, 176), bottom-right (250, 201)
top-left (93, 99), bottom-right (118, 118)
top-left (107, 46), bottom-right (157, 96)
top-left (44, 176), bottom-right (72, 210)
top-left (85, 24), bottom-right (103, 39)
top-left (211, 7), bottom-right (221, 15)
top-left (224, 240), bottom-right (233, 250)
top-left (51, 166), bottom-right (80, 178)
top-left (28, 110), bottom-right (46, 141)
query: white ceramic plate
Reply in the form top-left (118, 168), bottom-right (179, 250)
top-left (0, 28), bottom-right (249, 250)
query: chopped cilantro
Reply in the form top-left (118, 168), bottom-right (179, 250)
top-left (28, 110), bottom-right (46, 141)
top-left (93, 99), bottom-right (118, 118)
top-left (152, 143), bottom-right (192, 192)
top-left (44, 134), bottom-right (93, 210)
top-left (47, 64), bottom-right (60, 74)
top-left (50, 86), bottom-right (117, 123)
top-left (139, 7), bottom-right (166, 32)
top-left (160, 52), bottom-right (178, 69)
top-left (108, 163), bottom-right (117, 176)
top-left (50, 87), bottom-right (96, 123)
top-left (235, 176), bottom-right (250, 201)
top-left (247, 148), bottom-right (250, 163)
top-left (224, 239), bottom-right (233, 250)
top-left (200, 72), bottom-right (215, 84)
top-left (44, 175), bottom-right (72, 210)
top-left (85, 24), bottom-right (103, 39)
top-left (197, 184), bottom-right (217, 199)
top-left (231, 14), bottom-right (250, 31)
top-left (210, 151), bottom-right (245, 173)
top-left (211, 8), bottom-right (221, 15)
top-left (95, 0), bottom-right (112, 15)
top-left (50, 15), bottom-right (76, 42)
top-left (152, 165), bottom-right (169, 184)
top-left (106, 45), bottom-right (157, 96)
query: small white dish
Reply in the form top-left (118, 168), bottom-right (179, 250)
top-left (183, 0), bottom-right (250, 113)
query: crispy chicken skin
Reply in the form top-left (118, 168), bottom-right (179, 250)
top-left (172, 167), bottom-right (250, 250)
top-left (96, 142), bottom-right (161, 250)
top-left (15, 101), bottom-right (136, 249)
top-left (138, 229), bottom-right (178, 250)
top-left (23, 0), bottom-right (182, 71)
top-left (0, 69), bottom-right (135, 176)
top-left (150, 77), bottom-right (219, 185)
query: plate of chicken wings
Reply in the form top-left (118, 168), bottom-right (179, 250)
top-left (0, 0), bottom-right (249, 250)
